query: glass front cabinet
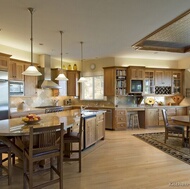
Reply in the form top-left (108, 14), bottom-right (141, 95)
top-left (144, 69), bottom-right (155, 94)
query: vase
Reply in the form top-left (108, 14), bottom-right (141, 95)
top-left (73, 64), bottom-right (77, 70)
top-left (68, 64), bottom-right (72, 70)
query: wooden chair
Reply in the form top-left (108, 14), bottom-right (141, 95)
top-left (23, 123), bottom-right (64, 189)
top-left (162, 109), bottom-right (185, 146)
top-left (0, 142), bottom-right (12, 185)
top-left (63, 115), bottom-right (83, 172)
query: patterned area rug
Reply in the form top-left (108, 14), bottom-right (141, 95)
top-left (134, 132), bottom-right (190, 165)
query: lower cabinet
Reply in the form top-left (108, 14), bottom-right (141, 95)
top-left (114, 109), bottom-right (127, 130)
top-left (145, 108), bottom-right (159, 127)
top-left (145, 107), bottom-right (187, 127)
top-left (96, 113), bottom-right (105, 141)
top-left (85, 116), bottom-right (96, 148)
top-left (84, 112), bottom-right (105, 149)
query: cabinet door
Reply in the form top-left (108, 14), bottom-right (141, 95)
top-left (51, 68), bottom-right (67, 96)
top-left (144, 70), bottom-right (155, 94)
top-left (155, 70), bottom-right (171, 86)
top-left (96, 119), bottom-right (104, 141)
top-left (172, 71), bottom-right (183, 94)
top-left (104, 68), bottom-right (116, 96)
top-left (24, 64), bottom-right (37, 96)
top-left (131, 68), bottom-right (144, 79)
top-left (67, 70), bottom-right (80, 96)
top-left (96, 113), bottom-right (105, 141)
top-left (0, 54), bottom-right (10, 70)
top-left (176, 107), bottom-right (187, 115)
top-left (145, 109), bottom-right (159, 127)
top-left (85, 117), bottom-right (96, 148)
top-left (9, 61), bottom-right (24, 80)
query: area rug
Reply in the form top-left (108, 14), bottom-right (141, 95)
top-left (133, 132), bottom-right (190, 165)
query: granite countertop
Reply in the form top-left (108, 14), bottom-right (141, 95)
top-left (0, 111), bottom-right (81, 136)
top-left (115, 105), bottom-right (189, 110)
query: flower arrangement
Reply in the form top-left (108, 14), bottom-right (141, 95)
top-left (145, 98), bottom-right (155, 106)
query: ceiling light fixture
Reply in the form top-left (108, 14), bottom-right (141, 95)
top-left (22, 8), bottom-right (42, 76)
top-left (55, 31), bottom-right (68, 81)
top-left (78, 41), bottom-right (86, 83)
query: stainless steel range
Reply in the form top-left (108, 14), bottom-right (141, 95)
top-left (35, 106), bottom-right (64, 113)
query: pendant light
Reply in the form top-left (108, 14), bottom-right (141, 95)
top-left (22, 8), bottom-right (42, 76)
top-left (78, 41), bottom-right (86, 83)
top-left (55, 31), bottom-right (68, 80)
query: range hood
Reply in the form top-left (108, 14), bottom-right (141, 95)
top-left (40, 55), bottom-right (61, 89)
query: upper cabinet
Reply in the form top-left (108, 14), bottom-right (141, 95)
top-left (172, 70), bottom-right (184, 95)
top-left (103, 67), bottom-right (116, 96)
top-left (67, 70), bottom-right (80, 96)
top-left (9, 59), bottom-right (24, 81)
top-left (127, 66), bottom-right (144, 93)
top-left (104, 67), bottom-right (127, 96)
top-left (128, 66), bottom-right (144, 79)
top-left (0, 53), bottom-right (11, 71)
top-left (144, 69), bottom-right (155, 94)
top-left (155, 70), bottom-right (171, 86)
top-left (51, 68), bottom-right (67, 96)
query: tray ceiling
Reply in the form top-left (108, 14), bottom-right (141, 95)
top-left (132, 9), bottom-right (190, 53)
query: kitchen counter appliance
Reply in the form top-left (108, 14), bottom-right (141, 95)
top-left (35, 106), bottom-right (64, 113)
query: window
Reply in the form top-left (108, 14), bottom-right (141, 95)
top-left (81, 76), bottom-right (104, 100)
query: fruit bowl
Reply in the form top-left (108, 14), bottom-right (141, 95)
top-left (23, 120), bottom-right (40, 125)
top-left (22, 114), bottom-right (41, 125)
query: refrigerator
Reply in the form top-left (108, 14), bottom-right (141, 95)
top-left (0, 70), bottom-right (9, 120)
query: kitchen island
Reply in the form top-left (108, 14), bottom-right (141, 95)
top-left (0, 110), bottom-right (105, 158)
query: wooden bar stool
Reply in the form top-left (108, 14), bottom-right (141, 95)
top-left (128, 113), bottom-right (140, 129)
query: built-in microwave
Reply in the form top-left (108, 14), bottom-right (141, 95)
top-left (130, 80), bottom-right (143, 93)
top-left (9, 81), bottom-right (24, 96)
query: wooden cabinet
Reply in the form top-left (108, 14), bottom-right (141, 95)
top-left (0, 53), bottom-right (11, 71)
top-left (172, 70), bottom-right (184, 95)
top-left (51, 68), bottom-right (67, 96)
top-left (176, 107), bottom-right (187, 115)
top-left (155, 70), bottom-right (171, 86)
top-left (104, 67), bottom-right (127, 96)
top-left (145, 108), bottom-right (159, 127)
top-left (24, 64), bottom-right (37, 96)
top-left (9, 59), bottom-right (24, 80)
top-left (114, 109), bottom-right (127, 130)
top-left (103, 67), bottom-right (116, 96)
top-left (67, 70), bottom-right (80, 96)
top-left (85, 116), bottom-right (96, 148)
top-left (96, 113), bottom-right (105, 141)
top-left (128, 66), bottom-right (144, 79)
top-left (144, 69), bottom-right (155, 94)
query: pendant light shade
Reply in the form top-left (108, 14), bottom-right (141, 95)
top-left (22, 8), bottom-right (42, 76)
top-left (55, 31), bottom-right (68, 81)
top-left (78, 41), bottom-right (86, 83)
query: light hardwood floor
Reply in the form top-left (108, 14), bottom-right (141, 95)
top-left (1, 126), bottom-right (190, 189)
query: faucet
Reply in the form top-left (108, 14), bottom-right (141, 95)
top-left (81, 105), bottom-right (88, 112)
top-left (53, 99), bottom-right (59, 106)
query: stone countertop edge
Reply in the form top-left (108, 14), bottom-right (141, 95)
top-left (116, 105), bottom-right (189, 109)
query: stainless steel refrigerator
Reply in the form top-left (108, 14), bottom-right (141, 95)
top-left (0, 70), bottom-right (9, 120)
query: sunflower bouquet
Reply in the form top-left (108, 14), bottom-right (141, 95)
top-left (145, 98), bottom-right (155, 106)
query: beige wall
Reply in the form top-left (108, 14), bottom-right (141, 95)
top-left (178, 57), bottom-right (190, 69)
top-left (0, 44), bottom-right (40, 63)
top-left (115, 57), bottom-right (179, 68)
